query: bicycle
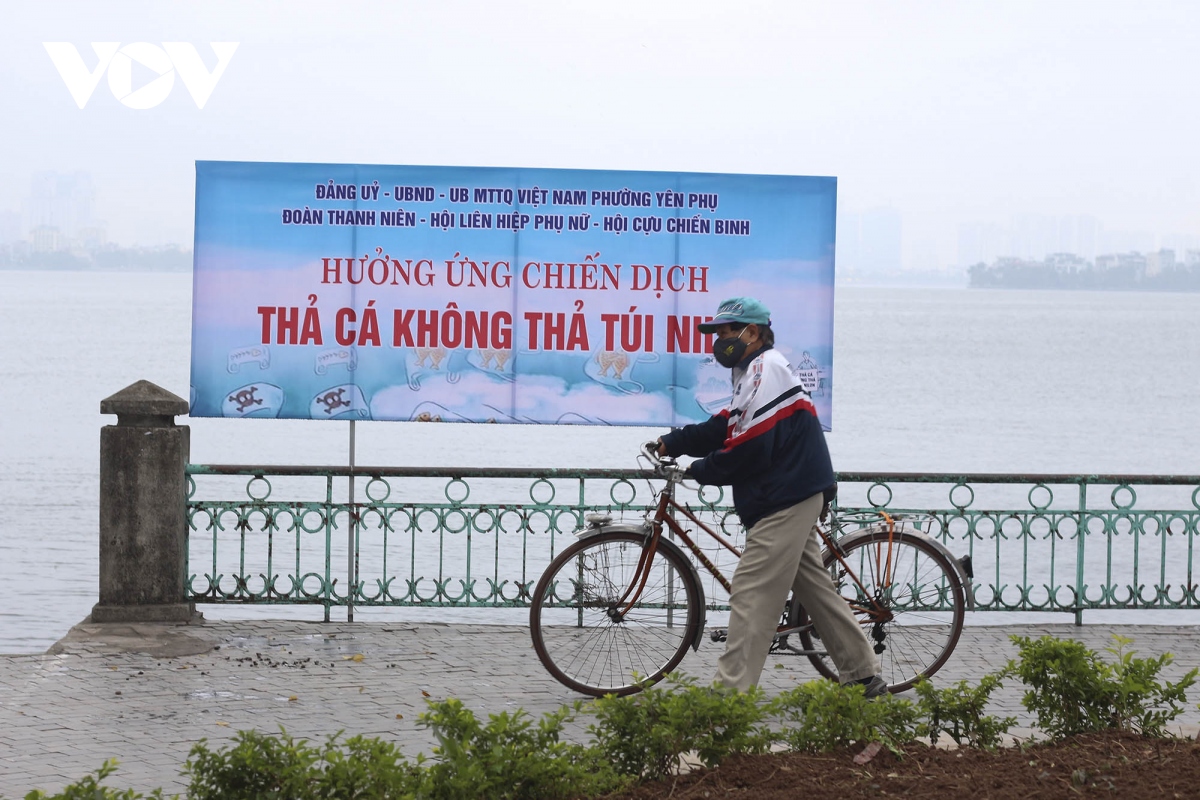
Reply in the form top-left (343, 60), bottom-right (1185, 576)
top-left (529, 444), bottom-right (974, 697)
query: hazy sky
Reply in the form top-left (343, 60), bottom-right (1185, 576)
top-left (3, 1), bottom-right (1197, 261)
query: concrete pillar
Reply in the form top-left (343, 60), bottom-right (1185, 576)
top-left (91, 380), bottom-right (196, 623)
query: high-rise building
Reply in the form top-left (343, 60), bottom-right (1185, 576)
top-left (1145, 249), bottom-right (1176, 278)
top-left (1099, 228), bottom-right (1154, 256)
top-left (958, 215), bottom-right (1093, 267)
top-left (957, 220), bottom-right (1009, 266)
top-left (27, 171), bottom-right (95, 240)
top-left (30, 225), bottom-right (64, 253)
top-left (77, 226), bottom-right (107, 248)
top-left (1162, 232), bottom-right (1200, 254)
top-left (1076, 215), bottom-right (1099, 262)
top-left (1009, 214), bottom-right (1062, 261)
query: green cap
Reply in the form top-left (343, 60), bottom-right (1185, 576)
top-left (697, 297), bottom-right (771, 334)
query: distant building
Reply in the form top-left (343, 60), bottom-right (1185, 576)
top-left (1094, 252), bottom-right (1147, 278)
top-left (1076, 216), bottom-right (1099, 262)
top-left (953, 215), bottom-right (1198, 270)
top-left (958, 215), bottom-right (1096, 267)
top-left (1010, 214), bottom-right (1062, 261)
top-left (76, 226), bottom-right (107, 249)
top-left (27, 171), bottom-right (95, 240)
top-left (30, 225), bottom-right (64, 253)
top-left (1161, 233), bottom-right (1200, 255)
top-left (957, 220), bottom-right (1008, 267)
top-left (1045, 252), bottom-right (1088, 271)
top-left (1099, 229), bottom-right (1154, 256)
top-left (969, 248), bottom-right (1200, 291)
top-left (1145, 249), bottom-right (1175, 278)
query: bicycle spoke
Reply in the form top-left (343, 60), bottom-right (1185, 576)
top-left (531, 531), bottom-right (701, 696)
top-left (795, 529), bottom-right (965, 691)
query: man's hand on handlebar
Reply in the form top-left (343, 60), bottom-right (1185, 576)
top-left (643, 440), bottom-right (689, 482)
top-left (643, 439), bottom-right (669, 459)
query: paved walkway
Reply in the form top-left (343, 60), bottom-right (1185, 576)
top-left (1, 619), bottom-right (1198, 796)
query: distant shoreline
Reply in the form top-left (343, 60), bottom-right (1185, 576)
top-left (968, 259), bottom-right (1200, 292)
top-left (0, 245), bottom-right (193, 272)
top-left (0, 263), bottom-right (191, 272)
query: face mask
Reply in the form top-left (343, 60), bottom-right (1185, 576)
top-left (713, 327), bottom-right (750, 368)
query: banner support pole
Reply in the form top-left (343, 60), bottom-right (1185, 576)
top-left (348, 419), bottom-right (356, 622)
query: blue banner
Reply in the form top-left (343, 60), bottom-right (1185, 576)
top-left (190, 161), bottom-right (836, 428)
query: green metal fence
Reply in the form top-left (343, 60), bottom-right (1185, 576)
top-left (185, 466), bottom-right (1200, 624)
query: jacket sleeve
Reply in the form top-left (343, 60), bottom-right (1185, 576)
top-left (687, 424), bottom-right (774, 486)
top-left (660, 412), bottom-right (727, 458)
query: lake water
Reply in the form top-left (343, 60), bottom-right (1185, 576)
top-left (2, 270), bottom-right (1198, 653)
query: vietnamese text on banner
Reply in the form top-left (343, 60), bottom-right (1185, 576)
top-left (189, 161), bottom-right (836, 428)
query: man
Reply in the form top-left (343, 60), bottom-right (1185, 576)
top-left (657, 297), bottom-right (886, 696)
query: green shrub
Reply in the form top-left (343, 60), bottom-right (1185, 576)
top-left (307, 734), bottom-right (421, 798)
top-left (185, 729), bottom-right (314, 798)
top-left (915, 673), bottom-right (1016, 749)
top-left (767, 679), bottom-right (919, 754)
top-left (1007, 633), bottom-right (1197, 740)
top-left (416, 697), bottom-right (620, 799)
top-left (185, 728), bottom-right (418, 799)
top-left (22, 760), bottom-right (169, 800)
top-left (183, 703), bottom-right (615, 800)
top-left (587, 675), bottom-right (772, 780)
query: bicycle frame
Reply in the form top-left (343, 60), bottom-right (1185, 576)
top-left (611, 474), bottom-right (897, 629)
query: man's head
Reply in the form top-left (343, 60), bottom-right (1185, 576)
top-left (698, 297), bottom-right (773, 367)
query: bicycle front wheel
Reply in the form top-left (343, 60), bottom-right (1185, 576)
top-left (530, 530), bottom-right (703, 697)
top-left (791, 529), bottom-right (965, 692)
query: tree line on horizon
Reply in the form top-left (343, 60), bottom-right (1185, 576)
top-left (968, 254), bottom-right (1200, 291)
top-left (0, 242), bottom-right (192, 270)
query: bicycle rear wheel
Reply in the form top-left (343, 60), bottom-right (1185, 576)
top-left (790, 529), bottom-right (965, 692)
top-left (530, 529), bottom-right (703, 697)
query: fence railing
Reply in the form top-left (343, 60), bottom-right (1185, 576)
top-left (185, 466), bottom-right (1200, 624)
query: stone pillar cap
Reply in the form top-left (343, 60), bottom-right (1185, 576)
top-left (101, 380), bottom-right (189, 418)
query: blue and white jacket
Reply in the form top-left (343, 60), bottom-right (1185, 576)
top-left (661, 346), bottom-right (835, 530)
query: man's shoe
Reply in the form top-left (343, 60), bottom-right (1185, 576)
top-left (854, 675), bottom-right (889, 698)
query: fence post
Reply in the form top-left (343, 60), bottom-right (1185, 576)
top-left (1074, 481), bottom-right (1087, 626)
top-left (91, 380), bottom-right (196, 623)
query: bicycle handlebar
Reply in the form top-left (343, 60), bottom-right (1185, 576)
top-left (642, 441), bottom-right (687, 483)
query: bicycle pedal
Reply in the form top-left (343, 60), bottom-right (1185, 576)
top-left (709, 628), bottom-right (728, 643)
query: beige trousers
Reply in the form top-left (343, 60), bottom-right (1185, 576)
top-left (715, 493), bottom-right (880, 690)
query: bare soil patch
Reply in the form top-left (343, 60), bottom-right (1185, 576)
top-left (601, 731), bottom-right (1200, 799)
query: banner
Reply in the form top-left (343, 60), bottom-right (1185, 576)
top-left (190, 162), bottom-right (836, 428)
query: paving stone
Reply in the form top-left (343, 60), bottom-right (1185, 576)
top-left (0, 620), bottom-right (1196, 796)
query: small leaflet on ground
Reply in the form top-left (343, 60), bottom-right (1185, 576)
top-left (853, 741), bottom-right (884, 765)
